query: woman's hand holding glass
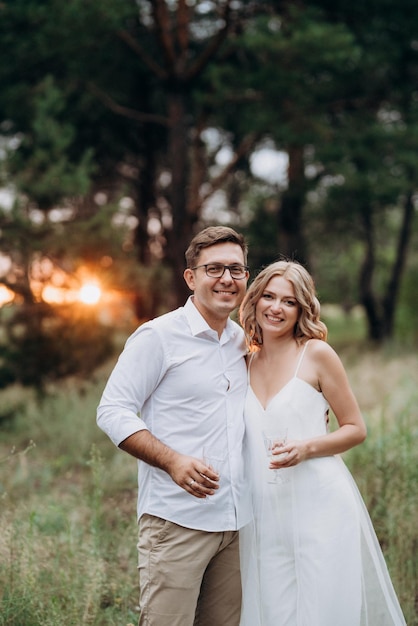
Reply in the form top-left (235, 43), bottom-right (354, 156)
top-left (262, 429), bottom-right (290, 485)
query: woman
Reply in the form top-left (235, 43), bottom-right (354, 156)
top-left (238, 260), bottom-right (406, 626)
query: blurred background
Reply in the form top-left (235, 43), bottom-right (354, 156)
top-left (0, 1), bottom-right (417, 624)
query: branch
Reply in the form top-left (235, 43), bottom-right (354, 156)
top-left (0, 441), bottom-right (36, 466)
top-left (199, 133), bottom-right (258, 205)
top-left (177, 0), bottom-right (189, 54)
top-left (117, 28), bottom-right (168, 80)
top-left (151, 0), bottom-right (177, 71)
top-left (185, 1), bottom-right (233, 82)
top-left (119, 2), bottom-right (233, 84)
top-left (88, 83), bottom-right (170, 127)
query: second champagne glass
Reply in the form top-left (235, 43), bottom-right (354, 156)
top-left (262, 429), bottom-right (289, 485)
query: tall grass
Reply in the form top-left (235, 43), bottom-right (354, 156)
top-left (343, 371), bottom-right (418, 624)
top-left (0, 342), bottom-right (417, 625)
top-left (0, 371), bottom-right (140, 626)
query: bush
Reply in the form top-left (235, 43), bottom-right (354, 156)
top-left (0, 303), bottom-right (114, 391)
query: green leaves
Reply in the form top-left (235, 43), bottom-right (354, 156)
top-left (8, 77), bottom-right (95, 208)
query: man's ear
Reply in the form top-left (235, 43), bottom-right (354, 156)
top-left (183, 268), bottom-right (195, 291)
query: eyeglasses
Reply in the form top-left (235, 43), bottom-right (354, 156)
top-left (191, 263), bottom-right (249, 279)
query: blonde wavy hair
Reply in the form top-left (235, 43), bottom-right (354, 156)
top-left (239, 260), bottom-right (328, 349)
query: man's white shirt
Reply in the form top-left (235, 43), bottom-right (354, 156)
top-left (97, 297), bottom-right (251, 531)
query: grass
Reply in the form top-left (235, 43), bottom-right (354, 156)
top-left (0, 329), bottom-right (417, 625)
top-left (0, 367), bottom-right (140, 626)
top-left (340, 361), bottom-right (418, 623)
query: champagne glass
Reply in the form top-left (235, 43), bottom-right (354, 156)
top-left (202, 446), bottom-right (226, 501)
top-left (262, 429), bottom-right (289, 485)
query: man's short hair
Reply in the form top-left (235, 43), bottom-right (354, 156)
top-left (185, 226), bottom-right (248, 268)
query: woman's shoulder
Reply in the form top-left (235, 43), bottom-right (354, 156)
top-left (303, 339), bottom-right (346, 388)
top-left (305, 338), bottom-right (339, 363)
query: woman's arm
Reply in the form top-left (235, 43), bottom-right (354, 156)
top-left (272, 341), bottom-right (366, 467)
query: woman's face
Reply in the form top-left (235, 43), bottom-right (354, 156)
top-left (255, 275), bottom-right (300, 340)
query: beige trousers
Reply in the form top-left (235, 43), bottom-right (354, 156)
top-left (137, 514), bottom-right (241, 626)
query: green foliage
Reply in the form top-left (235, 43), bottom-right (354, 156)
top-left (7, 76), bottom-right (95, 209)
top-left (0, 192), bottom-right (152, 391)
top-left (204, 6), bottom-right (361, 144)
top-left (0, 304), bottom-right (114, 391)
top-left (0, 0), bottom-right (417, 338)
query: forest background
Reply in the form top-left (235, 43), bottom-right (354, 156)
top-left (0, 1), bottom-right (417, 624)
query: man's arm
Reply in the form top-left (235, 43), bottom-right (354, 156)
top-left (120, 429), bottom-right (219, 498)
top-left (96, 326), bottom-right (162, 446)
top-left (98, 325), bottom-right (218, 497)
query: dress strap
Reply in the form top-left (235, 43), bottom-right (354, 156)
top-left (294, 340), bottom-right (310, 378)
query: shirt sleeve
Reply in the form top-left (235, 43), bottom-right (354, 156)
top-left (96, 324), bottom-right (166, 447)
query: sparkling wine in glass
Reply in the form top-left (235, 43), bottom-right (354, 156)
top-left (262, 429), bottom-right (289, 485)
top-left (202, 446), bottom-right (226, 501)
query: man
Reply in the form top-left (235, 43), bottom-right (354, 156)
top-left (97, 226), bottom-right (251, 626)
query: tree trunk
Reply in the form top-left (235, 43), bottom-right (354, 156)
top-left (359, 189), bottom-right (415, 342)
top-left (381, 189), bottom-right (415, 337)
top-left (135, 125), bottom-right (158, 267)
top-left (277, 145), bottom-right (309, 263)
top-left (358, 204), bottom-right (385, 341)
top-left (165, 89), bottom-right (197, 308)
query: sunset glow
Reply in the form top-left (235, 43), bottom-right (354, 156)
top-left (41, 277), bottom-right (102, 306)
top-left (78, 282), bottom-right (102, 305)
top-left (0, 285), bottom-right (14, 306)
top-left (0, 260), bottom-right (104, 308)
top-left (41, 285), bottom-right (78, 304)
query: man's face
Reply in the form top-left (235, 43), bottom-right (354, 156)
top-left (183, 242), bottom-right (248, 326)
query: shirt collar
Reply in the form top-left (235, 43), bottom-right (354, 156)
top-left (184, 296), bottom-right (237, 342)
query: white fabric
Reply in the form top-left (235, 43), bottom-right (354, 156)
top-left (97, 296), bottom-right (251, 532)
top-left (239, 343), bottom-right (406, 626)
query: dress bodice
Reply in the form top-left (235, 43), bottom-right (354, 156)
top-left (247, 377), bottom-right (329, 439)
top-left (246, 341), bottom-right (329, 441)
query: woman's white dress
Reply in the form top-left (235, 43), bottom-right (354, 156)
top-left (239, 343), bottom-right (406, 626)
